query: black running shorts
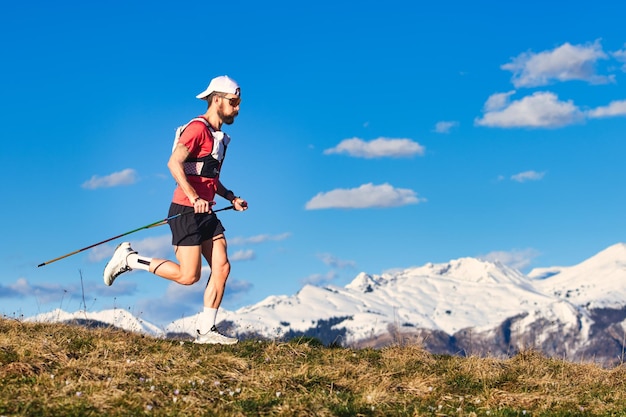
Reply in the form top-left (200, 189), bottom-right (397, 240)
top-left (167, 203), bottom-right (226, 246)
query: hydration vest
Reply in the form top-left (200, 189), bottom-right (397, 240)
top-left (173, 117), bottom-right (230, 180)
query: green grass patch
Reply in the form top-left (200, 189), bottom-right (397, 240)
top-left (1, 318), bottom-right (625, 416)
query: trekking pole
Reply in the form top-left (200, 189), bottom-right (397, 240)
top-left (37, 205), bottom-right (235, 267)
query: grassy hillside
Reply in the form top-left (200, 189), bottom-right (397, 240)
top-left (1, 317), bottom-right (625, 416)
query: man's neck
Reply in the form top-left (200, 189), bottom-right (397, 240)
top-left (203, 111), bottom-right (222, 131)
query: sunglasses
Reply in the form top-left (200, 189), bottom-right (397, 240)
top-left (221, 95), bottom-right (241, 107)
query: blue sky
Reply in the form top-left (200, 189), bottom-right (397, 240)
top-left (2, 0), bottom-right (626, 325)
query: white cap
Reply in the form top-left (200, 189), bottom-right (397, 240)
top-left (195, 75), bottom-right (241, 100)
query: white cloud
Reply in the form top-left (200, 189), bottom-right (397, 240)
top-left (301, 271), bottom-right (337, 286)
top-left (229, 233), bottom-right (291, 246)
top-left (1, 276), bottom-right (137, 306)
top-left (501, 40), bottom-right (613, 87)
top-left (92, 231), bottom-right (281, 266)
top-left (317, 253), bottom-right (356, 269)
top-left (305, 183), bottom-right (425, 210)
top-left (587, 100), bottom-right (626, 118)
top-left (611, 45), bottom-right (626, 71)
top-left (324, 137), bottom-right (424, 158)
top-left (231, 249), bottom-right (255, 261)
top-left (483, 91), bottom-right (516, 112)
top-left (134, 235), bottom-right (173, 259)
top-left (135, 277), bottom-right (253, 322)
top-left (135, 282), bottom-right (202, 321)
top-left (475, 91), bottom-right (584, 128)
top-left (2, 278), bottom-right (75, 304)
top-left (511, 170), bottom-right (546, 183)
top-left (433, 121), bottom-right (458, 134)
top-left (612, 48), bottom-right (626, 61)
top-left (88, 244), bottom-right (116, 263)
top-left (480, 248), bottom-right (541, 271)
top-left (82, 168), bottom-right (138, 189)
top-left (88, 234), bottom-right (172, 263)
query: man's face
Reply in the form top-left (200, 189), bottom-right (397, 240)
top-left (218, 94), bottom-right (241, 125)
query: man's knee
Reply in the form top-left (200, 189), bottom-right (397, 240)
top-left (178, 273), bottom-right (201, 286)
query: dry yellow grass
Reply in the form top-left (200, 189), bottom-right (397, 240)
top-left (1, 317), bottom-right (625, 416)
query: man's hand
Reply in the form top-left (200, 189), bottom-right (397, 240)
top-left (193, 197), bottom-right (214, 213)
top-left (232, 197), bottom-right (248, 211)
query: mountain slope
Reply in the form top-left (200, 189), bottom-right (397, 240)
top-left (26, 308), bottom-right (164, 337)
top-left (530, 243), bottom-right (626, 309)
top-left (26, 243), bottom-right (626, 365)
top-left (167, 256), bottom-right (590, 347)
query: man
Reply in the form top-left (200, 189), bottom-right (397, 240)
top-left (103, 75), bottom-right (247, 345)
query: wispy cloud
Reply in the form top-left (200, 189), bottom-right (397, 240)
top-left (483, 91), bottom-right (516, 112)
top-left (299, 254), bottom-right (357, 289)
top-left (0, 278), bottom-right (30, 298)
top-left (305, 183), bottom-right (425, 210)
top-left (433, 121), bottom-right (458, 134)
top-left (301, 271), bottom-right (337, 286)
top-left (82, 168), bottom-right (138, 189)
top-left (324, 137), bottom-right (425, 158)
top-left (1, 278), bottom-right (72, 303)
top-left (317, 253), bottom-right (356, 269)
top-left (587, 100), bottom-right (626, 118)
top-left (511, 170), bottom-right (546, 183)
top-left (480, 248), bottom-right (541, 271)
top-left (229, 233), bottom-right (291, 246)
top-left (231, 249), bottom-right (255, 261)
top-left (92, 234), bottom-right (259, 268)
top-left (135, 278), bottom-right (253, 322)
top-left (1, 276), bottom-right (137, 305)
top-left (612, 45), bottom-right (626, 71)
top-left (88, 234), bottom-right (172, 263)
top-left (501, 40), bottom-right (613, 88)
top-left (134, 235), bottom-right (174, 259)
top-left (475, 91), bottom-right (584, 128)
top-left (135, 283), bottom-right (203, 322)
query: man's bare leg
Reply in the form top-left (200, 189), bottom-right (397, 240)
top-left (106, 242), bottom-right (201, 287)
top-left (141, 245), bottom-right (203, 285)
top-left (193, 234), bottom-right (237, 343)
top-left (202, 234), bottom-right (231, 309)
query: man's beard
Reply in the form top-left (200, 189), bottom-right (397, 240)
top-left (219, 107), bottom-right (238, 125)
top-left (222, 114), bottom-right (236, 125)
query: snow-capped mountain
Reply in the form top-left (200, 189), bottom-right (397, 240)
top-left (166, 257), bottom-right (584, 342)
top-left (27, 243), bottom-right (626, 366)
top-left (530, 243), bottom-right (626, 309)
top-left (26, 308), bottom-right (165, 337)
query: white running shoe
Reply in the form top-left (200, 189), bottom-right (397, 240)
top-left (194, 326), bottom-right (238, 345)
top-left (103, 242), bottom-right (137, 286)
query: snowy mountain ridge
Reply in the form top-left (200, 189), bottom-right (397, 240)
top-left (26, 243), bottom-right (626, 365)
top-left (27, 308), bottom-right (165, 337)
top-left (530, 243), bottom-right (626, 309)
top-left (180, 255), bottom-right (585, 341)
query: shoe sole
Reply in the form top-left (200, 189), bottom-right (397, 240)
top-left (103, 242), bottom-right (134, 286)
top-left (193, 339), bottom-right (238, 345)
